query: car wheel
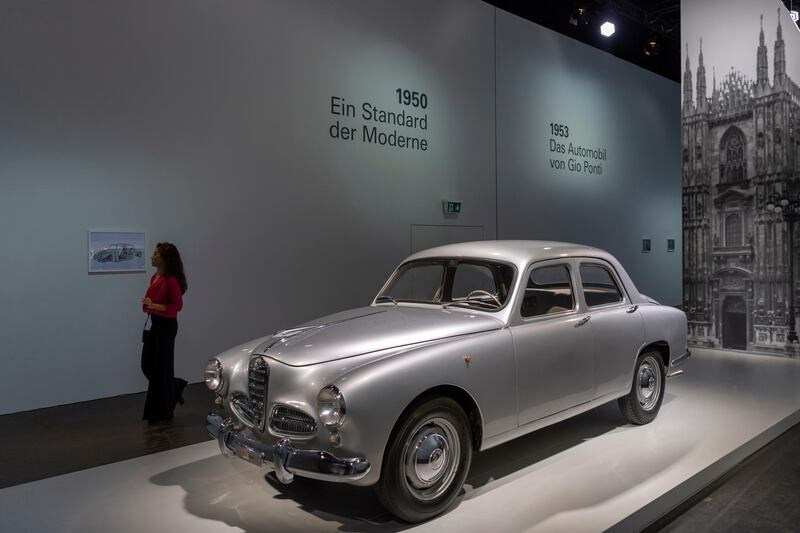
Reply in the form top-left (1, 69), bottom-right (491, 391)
top-left (618, 350), bottom-right (665, 425)
top-left (375, 397), bottom-right (472, 523)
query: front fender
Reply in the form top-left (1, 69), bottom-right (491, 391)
top-left (332, 328), bottom-right (516, 486)
top-left (212, 336), bottom-right (272, 396)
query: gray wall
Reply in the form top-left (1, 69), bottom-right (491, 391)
top-left (0, 0), bottom-right (496, 414)
top-left (0, 1), bottom-right (680, 414)
top-left (495, 10), bottom-right (682, 305)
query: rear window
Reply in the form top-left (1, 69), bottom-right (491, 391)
top-left (580, 264), bottom-right (623, 307)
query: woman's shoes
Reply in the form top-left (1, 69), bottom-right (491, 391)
top-left (146, 417), bottom-right (173, 427)
top-left (174, 378), bottom-right (188, 406)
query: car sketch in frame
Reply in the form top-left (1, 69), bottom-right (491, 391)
top-left (88, 230), bottom-right (146, 273)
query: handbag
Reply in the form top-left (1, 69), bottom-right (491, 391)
top-left (142, 315), bottom-right (152, 343)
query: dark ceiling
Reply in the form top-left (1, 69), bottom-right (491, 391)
top-left (487, 1), bottom-right (798, 83)
top-left (487, 0), bottom-right (681, 81)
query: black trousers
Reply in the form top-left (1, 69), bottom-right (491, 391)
top-left (141, 315), bottom-right (186, 422)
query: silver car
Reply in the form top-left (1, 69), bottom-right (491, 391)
top-left (205, 240), bottom-right (689, 522)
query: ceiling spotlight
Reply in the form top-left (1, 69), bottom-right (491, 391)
top-left (569, 6), bottom-right (590, 27)
top-left (600, 21), bottom-right (616, 37)
top-left (644, 36), bottom-right (661, 56)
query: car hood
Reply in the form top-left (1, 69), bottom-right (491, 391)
top-left (254, 306), bottom-right (503, 366)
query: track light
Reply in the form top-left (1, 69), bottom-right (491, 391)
top-left (644, 36), bottom-right (661, 56)
top-left (600, 21), bottom-right (616, 37)
top-left (569, 5), bottom-right (590, 27)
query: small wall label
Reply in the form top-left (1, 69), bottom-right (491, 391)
top-left (442, 200), bottom-right (462, 214)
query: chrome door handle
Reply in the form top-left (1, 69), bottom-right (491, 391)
top-left (575, 316), bottom-right (591, 327)
top-left (626, 305), bottom-right (639, 313)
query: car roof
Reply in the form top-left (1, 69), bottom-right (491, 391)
top-left (405, 240), bottom-right (613, 269)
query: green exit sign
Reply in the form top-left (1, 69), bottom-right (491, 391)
top-left (443, 200), bottom-right (462, 214)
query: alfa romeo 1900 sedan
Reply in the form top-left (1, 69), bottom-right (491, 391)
top-left (205, 240), bottom-right (689, 522)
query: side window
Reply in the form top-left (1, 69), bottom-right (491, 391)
top-left (580, 264), bottom-right (623, 307)
top-left (521, 264), bottom-right (574, 318)
top-left (452, 263), bottom-right (497, 299)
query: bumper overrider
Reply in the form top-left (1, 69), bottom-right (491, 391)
top-left (206, 413), bottom-right (370, 484)
top-left (666, 349), bottom-right (691, 378)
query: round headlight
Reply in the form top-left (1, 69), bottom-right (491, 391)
top-left (317, 385), bottom-right (346, 428)
top-left (204, 358), bottom-right (223, 392)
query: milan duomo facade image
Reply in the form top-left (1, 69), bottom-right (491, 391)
top-left (683, 11), bottom-right (800, 355)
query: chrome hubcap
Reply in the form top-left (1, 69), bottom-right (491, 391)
top-left (636, 356), bottom-right (662, 412)
top-left (414, 433), bottom-right (448, 483)
top-left (403, 417), bottom-right (460, 501)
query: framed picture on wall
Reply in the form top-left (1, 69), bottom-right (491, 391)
top-left (88, 230), bottom-right (146, 273)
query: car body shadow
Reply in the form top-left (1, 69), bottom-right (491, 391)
top-left (150, 396), bottom-right (676, 531)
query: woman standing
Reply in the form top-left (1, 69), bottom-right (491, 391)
top-left (141, 242), bottom-right (188, 425)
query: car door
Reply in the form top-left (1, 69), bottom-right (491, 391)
top-left (510, 259), bottom-right (595, 426)
top-left (576, 260), bottom-right (645, 399)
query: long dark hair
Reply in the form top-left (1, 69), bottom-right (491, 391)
top-left (157, 242), bottom-right (188, 294)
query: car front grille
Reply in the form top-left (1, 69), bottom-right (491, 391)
top-left (247, 356), bottom-right (269, 430)
top-left (230, 392), bottom-right (259, 427)
top-left (270, 405), bottom-right (317, 436)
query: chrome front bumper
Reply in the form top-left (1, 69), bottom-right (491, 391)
top-left (206, 413), bottom-right (370, 484)
top-left (666, 349), bottom-right (691, 378)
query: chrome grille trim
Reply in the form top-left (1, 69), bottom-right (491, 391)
top-left (230, 392), bottom-right (258, 429)
top-left (248, 356), bottom-right (269, 430)
top-left (270, 404), bottom-right (318, 436)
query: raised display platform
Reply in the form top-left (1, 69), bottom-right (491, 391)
top-left (1, 348), bottom-right (799, 532)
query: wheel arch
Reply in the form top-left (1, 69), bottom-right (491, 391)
top-left (639, 341), bottom-right (670, 369)
top-left (390, 384), bottom-right (484, 452)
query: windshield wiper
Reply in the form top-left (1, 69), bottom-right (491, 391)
top-left (375, 295), bottom-right (398, 305)
top-left (442, 299), bottom-right (501, 310)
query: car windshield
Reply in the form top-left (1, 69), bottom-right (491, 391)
top-left (377, 258), bottom-right (515, 311)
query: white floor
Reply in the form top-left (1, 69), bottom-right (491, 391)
top-left (2, 348), bottom-right (800, 533)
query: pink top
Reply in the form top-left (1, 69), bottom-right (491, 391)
top-left (143, 273), bottom-right (183, 318)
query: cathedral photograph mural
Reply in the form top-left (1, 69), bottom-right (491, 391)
top-left (683, 3), bottom-right (800, 355)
